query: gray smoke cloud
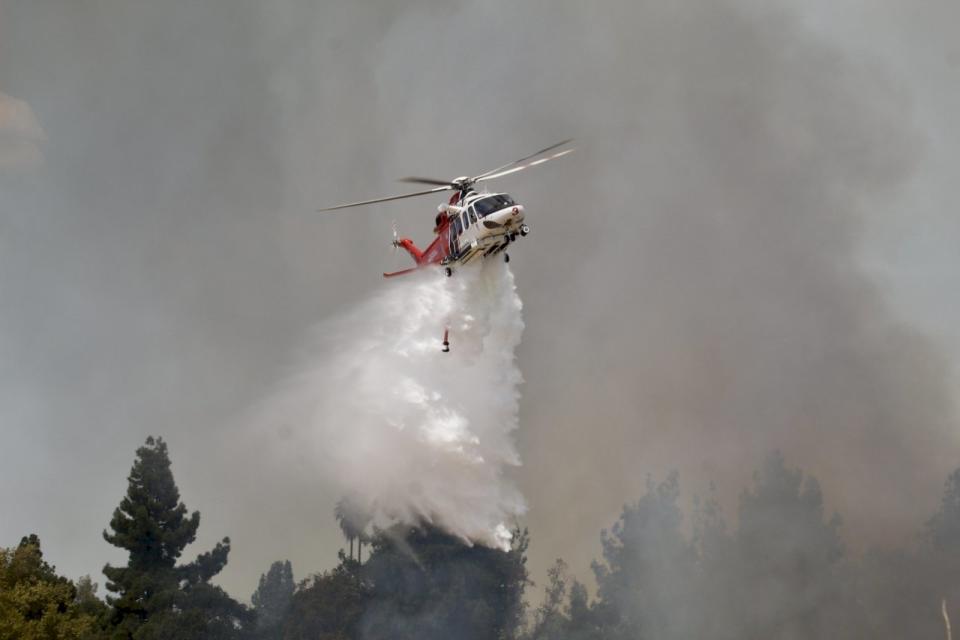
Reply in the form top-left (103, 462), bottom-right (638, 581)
top-left (1, 0), bottom-right (958, 599)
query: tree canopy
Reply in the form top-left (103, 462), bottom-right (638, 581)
top-left (251, 560), bottom-right (295, 639)
top-left (101, 436), bottom-right (251, 639)
top-left (0, 535), bottom-right (107, 640)
top-left (6, 439), bottom-right (960, 640)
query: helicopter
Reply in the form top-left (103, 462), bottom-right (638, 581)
top-left (318, 139), bottom-right (574, 279)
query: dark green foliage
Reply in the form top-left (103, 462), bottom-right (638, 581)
top-left (283, 562), bottom-right (368, 640)
top-left (251, 560), bottom-right (294, 639)
top-left (130, 582), bottom-right (252, 640)
top-left (283, 524), bottom-right (530, 640)
top-left (103, 437), bottom-right (200, 575)
top-left (102, 436), bottom-right (251, 639)
top-left (357, 524), bottom-right (530, 640)
top-left (12, 436), bottom-right (960, 640)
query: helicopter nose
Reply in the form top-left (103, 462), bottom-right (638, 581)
top-left (506, 205), bottom-right (524, 222)
top-left (482, 205), bottom-right (525, 230)
top-left (506, 205), bottom-right (524, 224)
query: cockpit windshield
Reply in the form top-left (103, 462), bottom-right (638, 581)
top-left (473, 194), bottom-right (516, 217)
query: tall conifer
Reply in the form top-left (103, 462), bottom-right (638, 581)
top-left (103, 436), bottom-right (249, 638)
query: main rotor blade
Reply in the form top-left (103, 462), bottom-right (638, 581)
top-left (473, 138), bottom-right (574, 180)
top-left (475, 147), bottom-right (575, 183)
top-left (318, 185), bottom-right (452, 212)
top-left (398, 176), bottom-right (456, 187)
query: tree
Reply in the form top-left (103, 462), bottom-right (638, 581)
top-left (284, 523), bottom-right (529, 640)
top-left (928, 467), bottom-right (960, 633)
top-left (855, 465), bottom-right (960, 640)
top-left (525, 559), bottom-right (604, 640)
top-left (283, 563), bottom-right (368, 640)
top-left (591, 472), bottom-right (699, 640)
top-left (251, 560), bottom-right (294, 639)
top-left (0, 534), bottom-right (107, 639)
top-left (564, 579), bottom-right (604, 640)
top-left (358, 524), bottom-right (530, 640)
top-left (102, 436), bottom-right (251, 639)
top-left (334, 495), bottom-right (372, 563)
top-left (586, 459), bottom-right (855, 640)
top-left (730, 451), bottom-right (850, 639)
top-left (75, 575), bottom-right (108, 621)
top-left (528, 559), bottom-right (571, 640)
top-left (927, 467), bottom-right (960, 554)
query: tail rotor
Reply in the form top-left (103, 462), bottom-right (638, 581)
top-left (389, 220), bottom-right (402, 272)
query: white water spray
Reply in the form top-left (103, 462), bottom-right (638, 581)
top-left (262, 262), bottom-right (526, 550)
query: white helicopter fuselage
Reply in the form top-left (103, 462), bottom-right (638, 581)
top-left (443, 191), bottom-right (528, 268)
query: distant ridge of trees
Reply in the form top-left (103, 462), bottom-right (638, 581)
top-left (2, 437), bottom-right (960, 639)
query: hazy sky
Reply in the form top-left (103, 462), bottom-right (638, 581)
top-left (2, 0), bottom-right (959, 601)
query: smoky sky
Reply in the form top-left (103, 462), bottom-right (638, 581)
top-left (1, 0), bottom-right (958, 599)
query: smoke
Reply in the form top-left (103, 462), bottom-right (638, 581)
top-left (0, 92), bottom-right (44, 170)
top-left (3, 0), bottom-right (960, 599)
top-left (256, 262), bottom-right (525, 550)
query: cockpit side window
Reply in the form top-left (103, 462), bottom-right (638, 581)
top-left (468, 207), bottom-right (478, 225)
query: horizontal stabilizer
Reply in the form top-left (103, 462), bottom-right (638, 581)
top-left (383, 267), bottom-right (420, 278)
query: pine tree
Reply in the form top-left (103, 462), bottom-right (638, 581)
top-left (102, 436), bottom-right (251, 639)
top-left (591, 472), bottom-right (699, 640)
top-left (528, 559), bottom-right (571, 640)
top-left (252, 560), bottom-right (295, 638)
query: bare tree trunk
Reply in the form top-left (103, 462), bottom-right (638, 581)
top-left (349, 538), bottom-right (354, 561)
top-left (943, 598), bottom-right (952, 640)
